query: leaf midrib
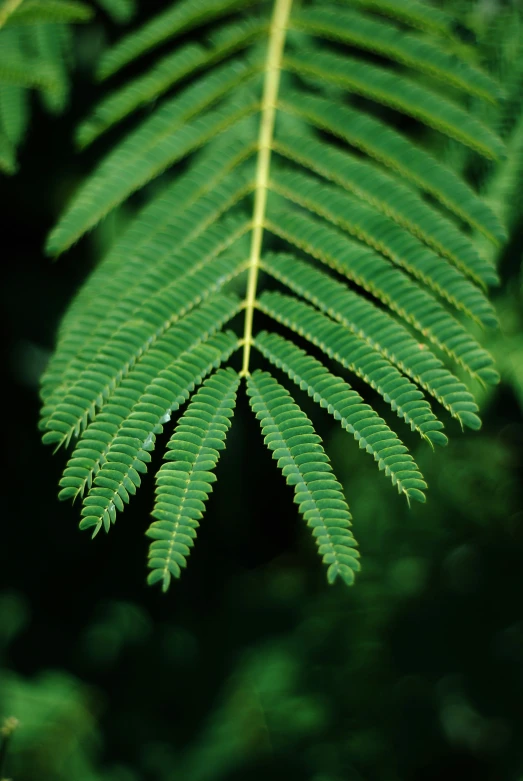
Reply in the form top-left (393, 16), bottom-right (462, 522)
top-left (240, 0), bottom-right (293, 376)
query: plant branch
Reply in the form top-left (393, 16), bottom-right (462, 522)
top-left (240, 0), bottom-right (292, 377)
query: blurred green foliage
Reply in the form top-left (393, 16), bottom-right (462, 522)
top-left (1, 0), bottom-right (522, 779)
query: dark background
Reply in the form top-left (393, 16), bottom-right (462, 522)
top-left (1, 2), bottom-right (522, 780)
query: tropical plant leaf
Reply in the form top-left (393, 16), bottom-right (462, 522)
top-left (247, 370), bottom-right (360, 587)
top-left (253, 330), bottom-right (427, 502)
top-left (42, 0), bottom-right (506, 590)
top-left (291, 6), bottom-right (501, 102)
top-left (147, 367), bottom-right (240, 591)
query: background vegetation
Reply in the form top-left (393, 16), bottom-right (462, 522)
top-left (1, 0), bottom-right (522, 779)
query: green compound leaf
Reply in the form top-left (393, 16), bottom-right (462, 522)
top-left (284, 48), bottom-right (504, 159)
top-left (257, 290), bottom-right (447, 446)
top-left (97, 0), bottom-right (250, 79)
top-left (291, 6), bottom-right (501, 103)
top-left (273, 134), bottom-right (499, 289)
top-left (247, 370), bottom-right (360, 587)
top-left (261, 253), bottom-right (482, 430)
top-left (147, 368), bottom-right (241, 592)
top-left (253, 330), bottom-right (427, 503)
top-left (41, 0), bottom-right (506, 591)
top-left (78, 331), bottom-right (239, 536)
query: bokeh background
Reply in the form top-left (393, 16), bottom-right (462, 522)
top-left (1, 1), bottom-right (522, 779)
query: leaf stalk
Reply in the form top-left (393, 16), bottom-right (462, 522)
top-left (240, 0), bottom-right (292, 376)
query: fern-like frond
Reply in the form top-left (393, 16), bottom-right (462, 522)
top-left (273, 135), bottom-right (499, 289)
top-left (257, 290), bottom-right (447, 445)
top-left (279, 90), bottom-right (506, 243)
top-left (43, 284), bottom-right (244, 447)
top-left (78, 330), bottom-right (239, 536)
top-left (291, 6), bottom-right (501, 103)
top-left (284, 48), bottom-right (504, 159)
top-left (270, 168), bottom-right (497, 327)
top-left (40, 140), bottom-right (253, 406)
top-left (46, 61), bottom-right (260, 253)
top-left (42, 0), bottom-right (507, 590)
top-left (261, 253), bottom-right (482, 430)
top-left (97, 0), bottom-right (250, 79)
top-left (58, 308), bottom-right (240, 502)
top-left (253, 331), bottom-right (427, 502)
top-left (264, 206), bottom-right (499, 386)
top-left (77, 18), bottom-right (266, 147)
top-left (247, 370), bottom-right (360, 586)
top-left (43, 206), bottom-right (249, 404)
top-left (147, 368), bottom-right (240, 591)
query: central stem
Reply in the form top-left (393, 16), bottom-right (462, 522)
top-left (240, 0), bottom-right (292, 377)
top-left (0, 0), bottom-right (24, 29)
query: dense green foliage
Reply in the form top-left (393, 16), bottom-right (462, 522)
top-left (32, 0), bottom-right (510, 589)
top-left (1, 0), bottom-right (522, 778)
